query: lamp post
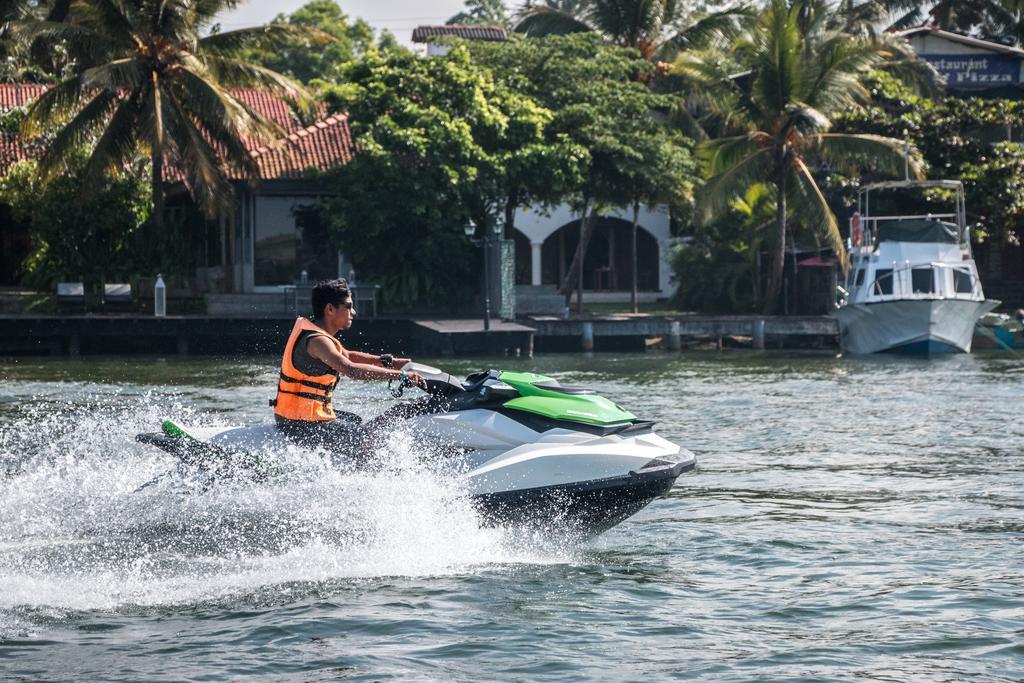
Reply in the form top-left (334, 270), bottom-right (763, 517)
top-left (465, 219), bottom-right (501, 331)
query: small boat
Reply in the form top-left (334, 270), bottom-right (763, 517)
top-left (976, 311), bottom-right (1024, 350)
top-left (833, 180), bottom-right (999, 355)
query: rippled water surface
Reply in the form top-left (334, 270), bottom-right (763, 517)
top-left (1, 352), bottom-right (1022, 681)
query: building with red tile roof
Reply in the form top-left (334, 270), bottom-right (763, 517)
top-left (0, 82), bottom-right (357, 293)
top-left (0, 83), bottom-right (353, 179)
top-left (411, 25), bottom-right (508, 43)
top-left (412, 24), bottom-right (508, 57)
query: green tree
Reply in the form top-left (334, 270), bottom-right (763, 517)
top-left (835, 71), bottom-right (1024, 272)
top-left (671, 182), bottom-right (774, 312)
top-left (678, 0), bottom-right (921, 314)
top-left (515, 0), bottom-right (749, 60)
top-left (604, 122), bottom-right (694, 312)
top-left (17, 0), bottom-right (319, 233)
top-left (241, 0), bottom-right (390, 84)
top-left (0, 0), bottom-right (71, 81)
top-left (471, 34), bottom-right (695, 310)
top-left (0, 156), bottom-right (150, 290)
top-left (318, 47), bottom-right (583, 308)
top-left (883, 0), bottom-right (1016, 33)
top-left (448, 0), bottom-right (512, 27)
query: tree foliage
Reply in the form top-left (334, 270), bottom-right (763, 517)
top-left (470, 34), bottom-right (695, 308)
top-left (317, 47), bottom-right (585, 308)
top-left (882, 0), bottom-right (1023, 40)
top-left (514, 0), bottom-right (750, 61)
top-left (448, 0), bottom-right (511, 28)
top-left (239, 0), bottom-right (399, 85)
top-left (677, 0), bottom-right (920, 313)
top-left (671, 182), bottom-right (774, 312)
top-left (836, 71), bottom-right (1024, 245)
top-left (15, 0), bottom-right (317, 231)
top-left (0, 156), bottom-right (151, 290)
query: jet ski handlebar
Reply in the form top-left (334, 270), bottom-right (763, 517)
top-left (390, 362), bottom-right (462, 398)
top-left (390, 362), bottom-right (503, 399)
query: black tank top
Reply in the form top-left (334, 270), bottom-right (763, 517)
top-left (292, 329), bottom-right (337, 377)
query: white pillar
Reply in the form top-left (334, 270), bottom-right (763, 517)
top-left (531, 242), bottom-right (543, 286)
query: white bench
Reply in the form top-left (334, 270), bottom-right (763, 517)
top-left (56, 282), bottom-right (85, 311)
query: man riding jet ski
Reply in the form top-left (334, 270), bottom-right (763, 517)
top-left (269, 278), bottom-right (428, 452)
top-left (136, 279), bottom-right (696, 536)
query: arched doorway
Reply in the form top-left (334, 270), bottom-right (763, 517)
top-left (540, 216), bottom-right (659, 291)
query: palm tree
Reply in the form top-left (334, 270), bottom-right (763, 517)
top-left (18, 0), bottom-right (322, 231)
top-left (677, 0), bottom-right (923, 314)
top-left (515, 0), bottom-right (749, 61)
top-left (881, 0), bottom-right (1016, 32)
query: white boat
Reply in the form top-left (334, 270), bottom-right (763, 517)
top-left (833, 180), bottom-right (999, 355)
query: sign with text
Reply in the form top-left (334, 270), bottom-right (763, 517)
top-left (923, 53), bottom-right (1021, 87)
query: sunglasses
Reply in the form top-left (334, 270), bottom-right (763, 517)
top-left (331, 301), bottom-right (354, 311)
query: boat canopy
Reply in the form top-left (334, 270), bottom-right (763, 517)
top-left (876, 218), bottom-right (959, 243)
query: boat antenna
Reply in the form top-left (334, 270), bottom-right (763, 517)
top-left (903, 129), bottom-right (910, 181)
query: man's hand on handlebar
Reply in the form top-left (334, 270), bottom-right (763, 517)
top-left (390, 370), bottom-right (427, 398)
top-left (405, 371), bottom-right (427, 390)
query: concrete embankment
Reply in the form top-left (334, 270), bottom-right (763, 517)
top-left (0, 314), bottom-right (840, 356)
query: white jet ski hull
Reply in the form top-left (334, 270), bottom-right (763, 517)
top-left (137, 411), bottom-right (695, 536)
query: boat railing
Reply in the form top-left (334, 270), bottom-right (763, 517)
top-left (859, 261), bottom-right (981, 302)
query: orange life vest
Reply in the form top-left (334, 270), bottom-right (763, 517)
top-left (273, 318), bottom-right (342, 421)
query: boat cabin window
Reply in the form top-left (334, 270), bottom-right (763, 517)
top-left (854, 269), bottom-right (865, 287)
top-left (953, 269), bottom-right (974, 294)
top-left (911, 268), bottom-right (934, 294)
top-left (873, 269), bottom-right (893, 295)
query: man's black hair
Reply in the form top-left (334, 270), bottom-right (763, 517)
top-left (311, 278), bottom-right (351, 318)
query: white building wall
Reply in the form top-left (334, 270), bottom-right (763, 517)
top-left (514, 202), bottom-right (675, 297)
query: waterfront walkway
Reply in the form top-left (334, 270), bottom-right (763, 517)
top-left (0, 314), bottom-right (840, 356)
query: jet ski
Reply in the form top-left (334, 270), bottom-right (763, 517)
top-left (136, 363), bottom-right (696, 536)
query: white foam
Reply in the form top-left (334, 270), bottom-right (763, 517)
top-left (0, 396), bottom-right (577, 612)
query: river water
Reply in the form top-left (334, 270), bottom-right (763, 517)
top-left (0, 352), bottom-right (1021, 681)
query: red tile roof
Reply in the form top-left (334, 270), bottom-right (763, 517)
top-left (0, 137), bottom-right (46, 172)
top-left (0, 84), bottom-right (50, 171)
top-left (0, 83), bottom-right (352, 180)
top-left (0, 83), bottom-right (48, 110)
top-left (230, 88), bottom-right (328, 134)
top-left (412, 25), bottom-right (508, 43)
top-left (251, 114), bottom-right (355, 179)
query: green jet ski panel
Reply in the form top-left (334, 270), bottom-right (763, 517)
top-left (496, 371), bottom-right (636, 426)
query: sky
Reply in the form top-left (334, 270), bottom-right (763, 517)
top-left (215, 0), bottom-right (492, 47)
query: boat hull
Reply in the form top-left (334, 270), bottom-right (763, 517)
top-left (833, 298), bottom-right (999, 355)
